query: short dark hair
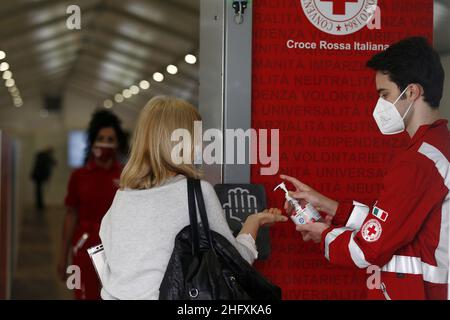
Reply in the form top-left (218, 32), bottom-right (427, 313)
top-left (84, 109), bottom-right (128, 163)
top-left (366, 36), bottom-right (445, 108)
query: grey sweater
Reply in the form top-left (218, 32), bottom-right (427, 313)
top-left (99, 175), bottom-right (258, 300)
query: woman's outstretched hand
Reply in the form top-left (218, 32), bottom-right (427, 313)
top-left (255, 208), bottom-right (288, 227)
top-left (240, 208), bottom-right (287, 241)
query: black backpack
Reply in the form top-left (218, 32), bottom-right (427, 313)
top-left (159, 178), bottom-right (281, 300)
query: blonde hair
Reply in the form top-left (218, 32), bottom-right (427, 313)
top-left (120, 96), bottom-right (202, 189)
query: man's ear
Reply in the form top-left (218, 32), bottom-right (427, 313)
top-left (409, 83), bottom-right (423, 101)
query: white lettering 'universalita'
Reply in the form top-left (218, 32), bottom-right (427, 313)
top-left (171, 121), bottom-right (279, 176)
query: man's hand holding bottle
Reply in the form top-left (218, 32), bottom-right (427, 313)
top-left (280, 174), bottom-right (339, 243)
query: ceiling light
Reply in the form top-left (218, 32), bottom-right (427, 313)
top-left (5, 78), bottom-right (15, 87)
top-left (139, 80), bottom-right (150, 90)
top-left (0, 62), bottom-right (9, 71)
top-left (130, 85), bottom-right (139, 95)
top-left (153, 72), bottom-right (164, 82)
top-left (185, 54), bottom-right (197, 64)
top-left (2, 70), bottom-right (12, 80)
top-left (103, 99), bottom-right (113, 109)
top-left (122, 89), bottom-right (132, 98)
top-left (8, 86), bottom-right (17, 93)
top-left (114, 93), bottom-right (124, 103)
top-left (0, 51), bottom-right (5, 60)
top-left (166, 64), bottom-right (178, 75)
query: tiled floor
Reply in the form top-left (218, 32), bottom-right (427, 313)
top-left (11, 207), bottom-right (73, 300)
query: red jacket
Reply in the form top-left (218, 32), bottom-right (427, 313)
top-left (321, 119), bottom-right (450, 300)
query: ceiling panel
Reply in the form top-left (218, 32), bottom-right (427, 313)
top-left (0, 0), bottom-right (199, 113)
top-left (108, 0), bottom-right (198, 40)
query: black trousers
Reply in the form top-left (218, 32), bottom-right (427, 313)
top-left (35, 181), bottom-right (44, 210)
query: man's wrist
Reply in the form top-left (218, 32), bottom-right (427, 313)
top-left (329, 200), bottom-right (339, 216)
top-left (324, 199), bottom-right (339, 217)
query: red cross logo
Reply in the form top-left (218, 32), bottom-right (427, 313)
top-left (362, 219), bottom-right (382, 242)
top-left (367, 225), bottom-right (377, 236)
top-left (321, 0), bottom-right (359, 15)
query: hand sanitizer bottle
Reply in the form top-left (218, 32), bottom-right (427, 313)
top-left (274, 182), bottom-right (322, 225)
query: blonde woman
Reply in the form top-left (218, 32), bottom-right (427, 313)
top-left (99, 96), bottom-right (286, 300)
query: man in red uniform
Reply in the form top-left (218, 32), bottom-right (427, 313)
top-left (58, 110), bottom-right (126, 299)
top-left (282, 37), bottom-right (449, 300)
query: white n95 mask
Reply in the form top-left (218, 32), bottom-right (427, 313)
top-left (372, 86), bottom-right (415, 135)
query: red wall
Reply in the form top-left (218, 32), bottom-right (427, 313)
top-left (251, 0), bottom-right (433, 299)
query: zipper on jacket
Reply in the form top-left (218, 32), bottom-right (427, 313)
top-left (380, 282), bottom-right (391, 300)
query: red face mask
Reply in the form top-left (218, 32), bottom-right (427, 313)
top-left (92, 143), bottom-right (117, 162)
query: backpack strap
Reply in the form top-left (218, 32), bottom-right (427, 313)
top-left (187, 178), bottom-right (200, 256)
top-left (192, 179), bottom-right (215, 250)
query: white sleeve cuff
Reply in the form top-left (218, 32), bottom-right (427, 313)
top-left (236, 233), bottom-right (259, 260)
top-left (346, 201), bottom-right (370, 230)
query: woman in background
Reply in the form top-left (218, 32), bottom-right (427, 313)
top-left (58, 110), bottom-right (127, 300)
top-left (99, 96), bottom-right (287, 300)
